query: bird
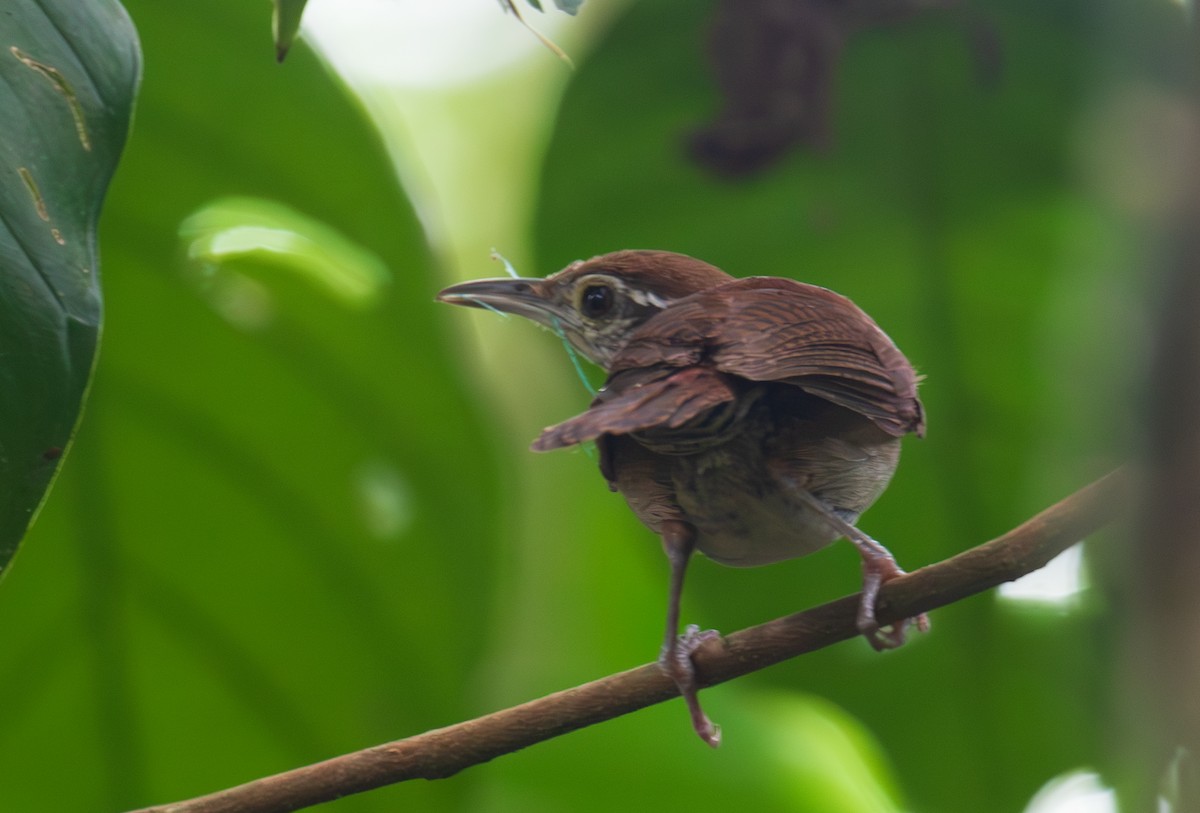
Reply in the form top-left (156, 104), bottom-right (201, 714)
top-left (437, 249), bottom-right (927, 747)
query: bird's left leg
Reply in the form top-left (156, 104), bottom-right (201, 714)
top-left (657, 519), bottom-right (721, 747)
top-left (789, 489), bottom-right (929, 650)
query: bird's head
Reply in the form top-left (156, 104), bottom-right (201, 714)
top-left (437, 250), bottom-right (731, 370)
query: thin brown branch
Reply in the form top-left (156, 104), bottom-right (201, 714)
top-left (128, 469), bottom-right (1127, 813)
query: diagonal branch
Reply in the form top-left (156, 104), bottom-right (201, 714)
top-left (127, 469), bottom-right (1128, 813)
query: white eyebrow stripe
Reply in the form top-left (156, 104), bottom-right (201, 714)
top-left (627, 288), bottom-right (669, 309)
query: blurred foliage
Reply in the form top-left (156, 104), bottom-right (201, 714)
top-left (527, 2), bottom-right (1179, 811)
top-left (0, 0), bottom-right (1190, 811)
top-left (0, 0), bottom-right (138, 577)
top-left (0, 1), bottom-right (500, 811)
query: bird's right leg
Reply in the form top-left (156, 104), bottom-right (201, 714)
top-left (658, 519), bottom-right (721, 748)
top-left (788, 488), bottom-right (929, 650)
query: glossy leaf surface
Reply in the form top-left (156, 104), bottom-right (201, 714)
top-left (0, 0), bottom-right (138, 575)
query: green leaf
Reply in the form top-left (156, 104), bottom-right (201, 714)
top-left (527, 0), bottom-right (1159, 810)
top-left (477, 691), bottom-right (904, 813)
top-left (0, 1), bottom-right (139, 577)
top-left (180, 196), bottom-right (390, 309)
top-left (0, 1), bottom-right (503, 811)
top-left (272, 0), bottom-right (309, 61)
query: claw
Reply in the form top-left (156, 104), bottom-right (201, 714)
top-left (861, 613), bottom-right (931, 650)
top-left (659, 625), bottom-right (722, 747)
top-left (855, 552), bottom-right (929, 650)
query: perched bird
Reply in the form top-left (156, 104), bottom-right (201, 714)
top-left (438, 250), bottom-right (927, 746)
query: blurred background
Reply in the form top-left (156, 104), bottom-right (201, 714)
top-left (0, 0), bottom-right (1191, 810)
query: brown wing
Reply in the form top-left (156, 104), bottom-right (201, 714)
top-left (612, 277), bottom-right (925, 437)
top-left (532, 366), bottom-right (739, 452)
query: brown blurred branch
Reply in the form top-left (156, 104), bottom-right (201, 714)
top-left (127, 469), bottom-right (1126, 813)
top-left (1124, 28), bottom-right (1200, 804)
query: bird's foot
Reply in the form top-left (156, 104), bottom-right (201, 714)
top-left (863, 611), bottom-right (931, 650)
top-left (779, 488), bottom-right (930, 651)
top-left (658, 624), bottom-right (722, 747)
top-left (857, 553), bottom-right (929, 651)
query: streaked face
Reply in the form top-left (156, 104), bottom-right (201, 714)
top-left (436, 250), bottom-right (732, 369)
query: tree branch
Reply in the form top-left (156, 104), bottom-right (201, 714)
top-left (128, 469), bottom-right (1127, 813)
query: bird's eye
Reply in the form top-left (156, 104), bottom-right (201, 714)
top-left (580, 284), bottom-right (614, 318)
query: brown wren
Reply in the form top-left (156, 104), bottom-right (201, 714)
top-left (438, 250), bottom-right (927, 747)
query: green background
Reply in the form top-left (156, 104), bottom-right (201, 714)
top-left (0, 0), bottom-right (1184, 810)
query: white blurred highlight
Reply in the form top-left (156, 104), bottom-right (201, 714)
top-left (999, 544), bottom-right (1087, 605)
top-left (1024, 771), bottom-right (1116, 813)
top-left (302, 0), bottom-right (570, 87)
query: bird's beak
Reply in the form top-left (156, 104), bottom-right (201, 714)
top-left (436, 277), bottom-right (569, 330)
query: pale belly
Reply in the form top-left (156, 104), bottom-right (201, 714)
top-left (690, 498), bottom-right (843, 566)
top-left (670, 444), bottom-right (850, 567)
top-left (607, 389), bottom-right (902, 568)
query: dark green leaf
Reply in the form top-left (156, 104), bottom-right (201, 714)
top-left (0, 0), bottom-right (139, 577)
